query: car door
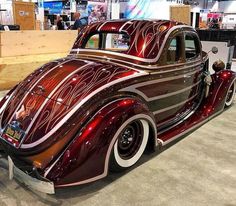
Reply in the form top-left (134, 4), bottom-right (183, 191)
top-left (181, 30), bottom-right (203, 116)
top-left (147, 29), bottom-right (203, 130)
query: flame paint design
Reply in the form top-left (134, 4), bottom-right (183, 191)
top-left (25, 64), bottom-right (136, 143)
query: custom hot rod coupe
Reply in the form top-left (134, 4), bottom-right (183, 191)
top-left (0, 20), bottom-right (235, 194)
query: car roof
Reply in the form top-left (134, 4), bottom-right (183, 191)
top-left (72, 19), bottom-right (193, 62)
top-left (93, 19), bottom-right (183, 32)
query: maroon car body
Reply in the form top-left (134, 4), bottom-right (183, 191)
top-left (0, 20), bottom-right (235, 193)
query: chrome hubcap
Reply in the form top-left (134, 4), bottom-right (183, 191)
top-left (119, 126), bottom-right (134, 148)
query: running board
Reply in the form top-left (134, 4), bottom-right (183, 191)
top-left (156, 109), bottom-right (223, 147)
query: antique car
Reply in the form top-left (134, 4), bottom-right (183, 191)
top-left (0, 20), bottom-right (235, 194)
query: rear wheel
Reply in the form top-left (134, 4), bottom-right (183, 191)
top-left (110, 118), bottom-right (149, 172)
top-left (225, 81), bottom-right (235, 107)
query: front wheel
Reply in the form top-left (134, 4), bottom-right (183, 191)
top-left (109, 118), bottom-right (149, 172)
top-left (225, 81), bottom-right (235, 107)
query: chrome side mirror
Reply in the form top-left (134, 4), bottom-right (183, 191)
top-left (211, 46), bottom-right (218, 54)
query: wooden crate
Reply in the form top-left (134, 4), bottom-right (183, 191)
top-left (0, 30), bottom-right (78, 90)
top-left (0, 53), bottom-right (67, 90)
top-left (170, 5), bottom-right (191, 25)
top-left (0, 62), bottom-right (45, 90)
top-left (0, 30), bottom-right (78, 57)
top-left (13, 1), bottom-right (36, 30)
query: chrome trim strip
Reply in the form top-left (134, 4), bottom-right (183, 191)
top-left (120, 68), bottom-right (202, 101)
top-left (161, 109), bottom-right (223, 146)
top-left (153, 93), bottom-right (198, 115)
top-left (71, 25), bottom-right (194, 64)
top-left (22, 71), bottom-right (147, 149)
top-left (23, 62), bottom-right (93, 139)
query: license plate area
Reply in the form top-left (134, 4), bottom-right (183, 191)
top-left (1, 123), bottom-right (25, 148)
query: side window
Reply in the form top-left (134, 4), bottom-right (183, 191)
top-left (166, 36), bottom-right (182, 64)
top-left (105, 33), bottom-right (129, 51)
top-left (185, 33), bottom-right (200, 60)
top-left (84, 33), bottom-right (130, 51)
top-left (85, 34), bottom-right (100, 49)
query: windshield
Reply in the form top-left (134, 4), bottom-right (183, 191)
top-left (83, 32), bottom-right (130, 52)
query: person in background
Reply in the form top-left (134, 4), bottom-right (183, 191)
top-left (209, 18), bottom-right (220, 29)
top-left (72, 12), bottom-right (83, 30)
top-left (56, 15), bottom-right (64, 30)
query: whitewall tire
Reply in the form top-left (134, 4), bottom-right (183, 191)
top-left (110, 118), bottom-right (149, 172)
top-left (225, 81), bottom-right (235, 107)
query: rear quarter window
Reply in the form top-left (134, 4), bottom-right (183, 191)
top-left (84, 32), bottom-right (130, 52)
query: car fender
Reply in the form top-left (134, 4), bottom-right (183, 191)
top-left (45, 97), bottom-right (157, 187)
top-left (203, 70), bottom-right (236, 115)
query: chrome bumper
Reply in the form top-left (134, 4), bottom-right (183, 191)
top-left (0, 156), bottom-right (55, 194)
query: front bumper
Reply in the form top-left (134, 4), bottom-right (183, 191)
top-left (0, 155), bottom-right (55, 194)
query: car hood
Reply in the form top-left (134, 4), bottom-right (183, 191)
top-left (0, 57), bottom-right (143, 150)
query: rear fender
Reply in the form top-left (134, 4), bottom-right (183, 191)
top-left (45, 97), bottom-right (157, 187)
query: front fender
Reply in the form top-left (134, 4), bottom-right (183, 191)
top-left (45, 97), bottom-right (156, 187)
top-left (203, 70), bottom-right (236, 115)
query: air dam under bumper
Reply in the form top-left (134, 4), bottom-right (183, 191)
top-left (0, 156), bottom-right (55, 194)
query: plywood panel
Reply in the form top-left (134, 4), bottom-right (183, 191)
top-left (0, 62), bottom-right (45, 90)
top-left (13, 1), bottom-right (36, 30)
top-left (0, 30), bottom-right (78, 57)
top-left (170, 5), bottom-right (191, 25)
top-left (0, 30), bottom-right (77, 90)
top-left (0, 53), bottom-right (67, 90)
top-left (0, 53), bottom-right (67, 65)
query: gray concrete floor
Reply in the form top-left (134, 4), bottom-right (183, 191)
top-left (0, 98), bottom-right (236, 205)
